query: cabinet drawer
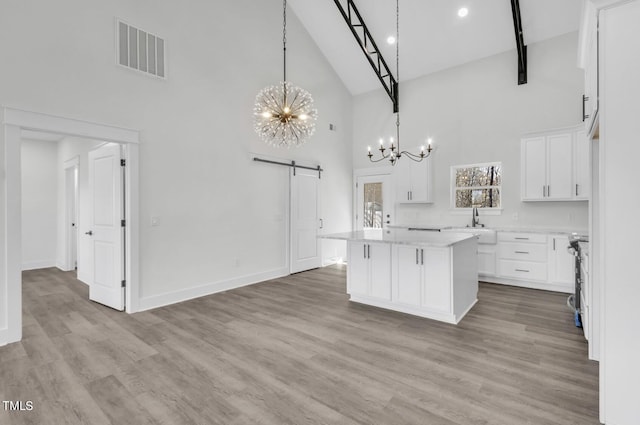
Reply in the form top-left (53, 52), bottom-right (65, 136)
top-left (498, 243), bottom-right (547, 262)
top-left (498, 232), bottom-right (547, 244)
top-left (498, 259), bottom-right (548, 281)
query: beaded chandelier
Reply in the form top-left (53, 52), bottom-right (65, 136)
top-left (254, 0), bottom-right (317, 148)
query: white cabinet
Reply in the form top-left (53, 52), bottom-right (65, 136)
top-left (422, 248), bottom-right (452, 313)
top-left (482, 231), bottom-right (575, 293)
top-left (521, 126), bottom-right (590, 201)
top-left (395, 245), bottom-right (452, 313)
top-left (393, 156), bottom-right (432, 203)
top-left (347, 241), bottom-right (391, 300)
top-left (582, 6), bottom-right (599, 137)
top-left (548, 235), bottom-right (574, 287)
top-left (497, 232), bottom-right (548, 282)
top-left (395, 245), bottom-right (423, 306)
top-left (477, 245), bottom-right (496, 276)
top-left (574, 129), bottom-right (590, 200)
top-left (345, 237), bottom-right (478, 324)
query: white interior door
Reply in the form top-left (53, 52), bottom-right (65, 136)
top-left (86, 143), bottom-right (124, 310)
top-left (64, 165), bottom-right (78, 271)
top-left (356, 174), bottom-right (391, 230)
top-left (290, 168), bottom-right (321, 274)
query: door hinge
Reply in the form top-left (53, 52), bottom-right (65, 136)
top-left (120, 159), bottom-right (126, 167)
top-left (121, 280), bottom-right (126, 288)
top-left (121, 219), bottom-right (126, 227)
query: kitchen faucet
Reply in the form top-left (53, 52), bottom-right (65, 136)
top-left (471, 207), bottom-right (482, 228)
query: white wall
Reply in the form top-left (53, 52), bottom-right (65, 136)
top-left (21, 139), bottom-right (58, 270)
top-left (353, 32), bottom-right (588, 231)
top-left (599, 2), bottom-right (640, 424)
top-left (0, 0), bottom-right (352, 311)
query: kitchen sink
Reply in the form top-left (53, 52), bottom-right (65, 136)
top-left (442, 227), bottom-right (497, 244)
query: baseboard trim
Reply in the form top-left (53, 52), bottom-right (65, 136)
top-left (480, 276), bottom-right (573, 293)
top-left (77, 272), bottom-right (90, 285)
top-left (0, 327), bottom-right (8, 347)
top-left (138, 267), bottom-right (289, 312)
top-left (22, 260), bottom-right (57, 271)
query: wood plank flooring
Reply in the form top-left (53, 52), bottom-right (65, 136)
top-left (1, 266), bottom-right (599, 424)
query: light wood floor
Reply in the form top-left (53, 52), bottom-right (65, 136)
top-left (1, 266), bottom-right (599, 424)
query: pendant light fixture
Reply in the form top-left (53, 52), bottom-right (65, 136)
top-left (367, 0), bottom-right (433, 165)
top-left (254, 0), bottom-right (317, 148)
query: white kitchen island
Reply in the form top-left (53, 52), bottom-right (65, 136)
top-left (322, 229), bottom-right (478, 324)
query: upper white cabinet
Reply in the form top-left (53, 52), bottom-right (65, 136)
top-left (583, 9), bottom-right (599, 136)
top-left (393, 156), bottom-right (433, 203)
top-left (521, 126), bottom-right (589, 201)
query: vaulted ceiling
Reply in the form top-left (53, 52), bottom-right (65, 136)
top-left (288, 0), bottom-right (583, 95)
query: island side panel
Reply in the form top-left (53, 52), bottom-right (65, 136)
top-left (347, 241), bottom-right (367, 295)
top-left (451, 237), bottom-right (479, 322)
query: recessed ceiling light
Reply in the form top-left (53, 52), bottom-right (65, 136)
top-left (458, 7), bottom-right (469, 18)
top-left (387, 35), bottom-right (396, 44)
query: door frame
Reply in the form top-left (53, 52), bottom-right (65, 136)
top-left (353, 166), bottom-right (393, 230)
top-left (0, 107), bottom-right (140, 346)
top-left (62, 156), bottom-right (79, 272)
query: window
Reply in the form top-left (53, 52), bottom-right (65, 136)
top-left (452, 162), bottom-right (502, 209)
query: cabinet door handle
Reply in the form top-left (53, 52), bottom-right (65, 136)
top-left (367, 244), bottom-right (371, 259)
top-left (576, 184), bottom-right (579, 196)
top-left (515, 269), bottom-right (530, 273)
top-left (319, 218), bottom-right (323, 229)
top-left (515, 237), bottom-right (529, 240)
top-left (543, 186), bottom-right (546, 197)
top-left (410, 191), bottom-right (413, 201)
top-left (515, 251), bottom-right (529, 254)
top-left (364, 245), bottom-right (367, 259)
top-left (407, 191), bottom-right (410, 201)
top-left (553, 239), bottom-right (556, 250)
top-left (421, 249), bottom-right (424, 265)
top-left (548, 185), bottom-right (551, 197)
top-left (415, 248), bottom-right (419, 265)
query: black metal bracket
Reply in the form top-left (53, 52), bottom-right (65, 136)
top-left (333, 0), bottom-right (399, 112)
top-left (510, 0), bottom-right (527, 85)
top-left (253, 157), bottom-right (323, 179)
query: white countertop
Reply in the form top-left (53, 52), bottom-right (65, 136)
top-left (390, 224), bottom-right (588, 236)
top-left (320, 229), bottom-right (475, 247)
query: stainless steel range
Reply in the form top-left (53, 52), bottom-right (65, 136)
top-left (567, 234), bottom-right (588, 327)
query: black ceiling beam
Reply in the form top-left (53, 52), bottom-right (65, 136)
top-left (333, 0), bottom-right (398, 112)
top-left (510, 0), bottom-right (527, 85)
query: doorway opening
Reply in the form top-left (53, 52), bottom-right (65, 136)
top-left (1, 107), bottom-right (140, 345)
top-left (354, 169), bottom-right (392, 230)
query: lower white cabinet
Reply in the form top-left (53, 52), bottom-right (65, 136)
top-left (348, 241), bottom-right (391, 300)
top-left (481, 231), bottom-right (575, 293)
top-left (346, 238), bottom-right (478, 324)
top-left (548, 235), bottom-right (574, 286)
top-left (395, 245), bottom-right (452, 313)
top-left (477, 245), bottom-right (496, 276)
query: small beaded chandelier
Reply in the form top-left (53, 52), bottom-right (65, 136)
top-left (254, 0), bottom-right (317, 148)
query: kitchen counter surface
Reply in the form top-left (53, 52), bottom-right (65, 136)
top-left (320, 229), bottom-right (475, 248)
top-left (390, 224), bottom-right (588, 236)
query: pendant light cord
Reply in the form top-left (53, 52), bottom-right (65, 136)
top-left (395, 0), bottom-right (400, 152)
top-left (283, 0), bottom-right (287, 83)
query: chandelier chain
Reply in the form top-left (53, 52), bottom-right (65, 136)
top-left (283, 0), bottom-right (287, 82)
top-left (395, 0), bottom-right (400, 152)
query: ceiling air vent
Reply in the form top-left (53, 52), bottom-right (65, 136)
top-left (117, 19), bottom-right (165, 78)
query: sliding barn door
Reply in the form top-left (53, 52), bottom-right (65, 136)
top-left (290, 168), bottom-right (321, 273)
